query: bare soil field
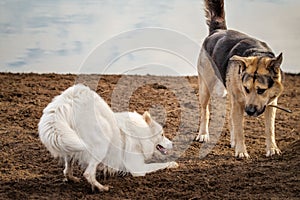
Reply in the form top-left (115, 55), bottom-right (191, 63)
top-left (0, 72), bottom-right (299, 199)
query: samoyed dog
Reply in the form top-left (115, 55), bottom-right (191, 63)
top-left (38, 84), bottom-right (178, 191)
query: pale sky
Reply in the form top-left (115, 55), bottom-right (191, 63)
top-left (0, 0), bottom-right (299, 75)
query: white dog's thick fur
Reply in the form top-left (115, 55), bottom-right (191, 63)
top-left (38, 84), bottom-right (178, 191)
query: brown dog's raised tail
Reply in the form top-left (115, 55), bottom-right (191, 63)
top-left (205, 0), bottom-right (227, 34)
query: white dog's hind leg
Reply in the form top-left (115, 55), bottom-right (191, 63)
top-left (63, 156), bottom-right (80, 182)
top-left (83, 160), bottom-right (109, 192)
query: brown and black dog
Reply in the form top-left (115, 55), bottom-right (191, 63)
top-left (196, 0), bottom-right (284, 158)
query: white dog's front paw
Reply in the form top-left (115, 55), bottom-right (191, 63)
top-left (266, 147), bottom-right (281, 157)
top-left (131, 172), bottom-right (146, 177)
top-left (167, 161), bottom-right (179, 169)
top-left (195, 133), bottom-right (210, 142)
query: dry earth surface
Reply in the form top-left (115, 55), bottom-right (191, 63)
top-left (0, 72), bottom-right (299, 199)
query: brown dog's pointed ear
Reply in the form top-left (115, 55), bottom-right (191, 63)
top-left (230, 55), bottom-right (247, 74)
top-left (268, 53), bottom-right (283, 74)
top-left (143, 111), bottom-right (152, 125)
top-left (276, 52), bottom-right (283, 64)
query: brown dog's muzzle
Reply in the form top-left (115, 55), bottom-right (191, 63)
top-left (245, 104), bottom-right (266, 117)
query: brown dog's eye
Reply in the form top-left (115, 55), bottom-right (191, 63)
top-left (244, 86), bottom-right (250, 93)
top-left (257, 88), bottom-right (266, 95)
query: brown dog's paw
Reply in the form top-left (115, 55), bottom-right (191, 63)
top-left (266, 148), bottom-right (281, 157)
top-left (195, 133), bottom-right (210, 142)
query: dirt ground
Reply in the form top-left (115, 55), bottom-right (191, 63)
top-left (0, 72), bottom-right (299, 200)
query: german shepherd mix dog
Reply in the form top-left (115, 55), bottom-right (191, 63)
top-left (196, 0), bottom-right (284, 158)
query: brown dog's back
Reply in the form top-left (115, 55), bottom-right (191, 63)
top-left (203, 0), bottom-right (275, 85)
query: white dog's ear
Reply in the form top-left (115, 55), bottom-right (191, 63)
top-left (143, 111), bottom-right (152, 125)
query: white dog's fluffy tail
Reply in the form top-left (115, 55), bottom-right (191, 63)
top-left (38, 88), bottom-right (86, 158)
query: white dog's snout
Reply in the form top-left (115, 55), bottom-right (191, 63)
top-left (162, 137), bottom-right (173, 149)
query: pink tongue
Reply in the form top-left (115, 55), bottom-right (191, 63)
top-left (156, 144), bottom-right (167, 155)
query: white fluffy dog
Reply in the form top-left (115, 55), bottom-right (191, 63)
top-left (38, 84), bottom-right (178, 191)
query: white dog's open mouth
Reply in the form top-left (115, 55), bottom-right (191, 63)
top-left (156, 144), bottom-right (167, 155)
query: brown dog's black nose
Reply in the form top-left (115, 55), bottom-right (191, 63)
top-left (245, 104), bottom-right (257, 116)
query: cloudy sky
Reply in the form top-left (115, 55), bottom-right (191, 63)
top-left (0, 0), bottom-right (299, 75)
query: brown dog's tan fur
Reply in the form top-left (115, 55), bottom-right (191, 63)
top-left (226, 55), bottom-right (283, 158)
top-left (196, 0), bottom-right (284, 158)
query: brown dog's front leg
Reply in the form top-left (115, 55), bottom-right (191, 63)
top-left (265, 98), bottom-right (281, 157)
top-left (230, 98), bottom-right (249, 158)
